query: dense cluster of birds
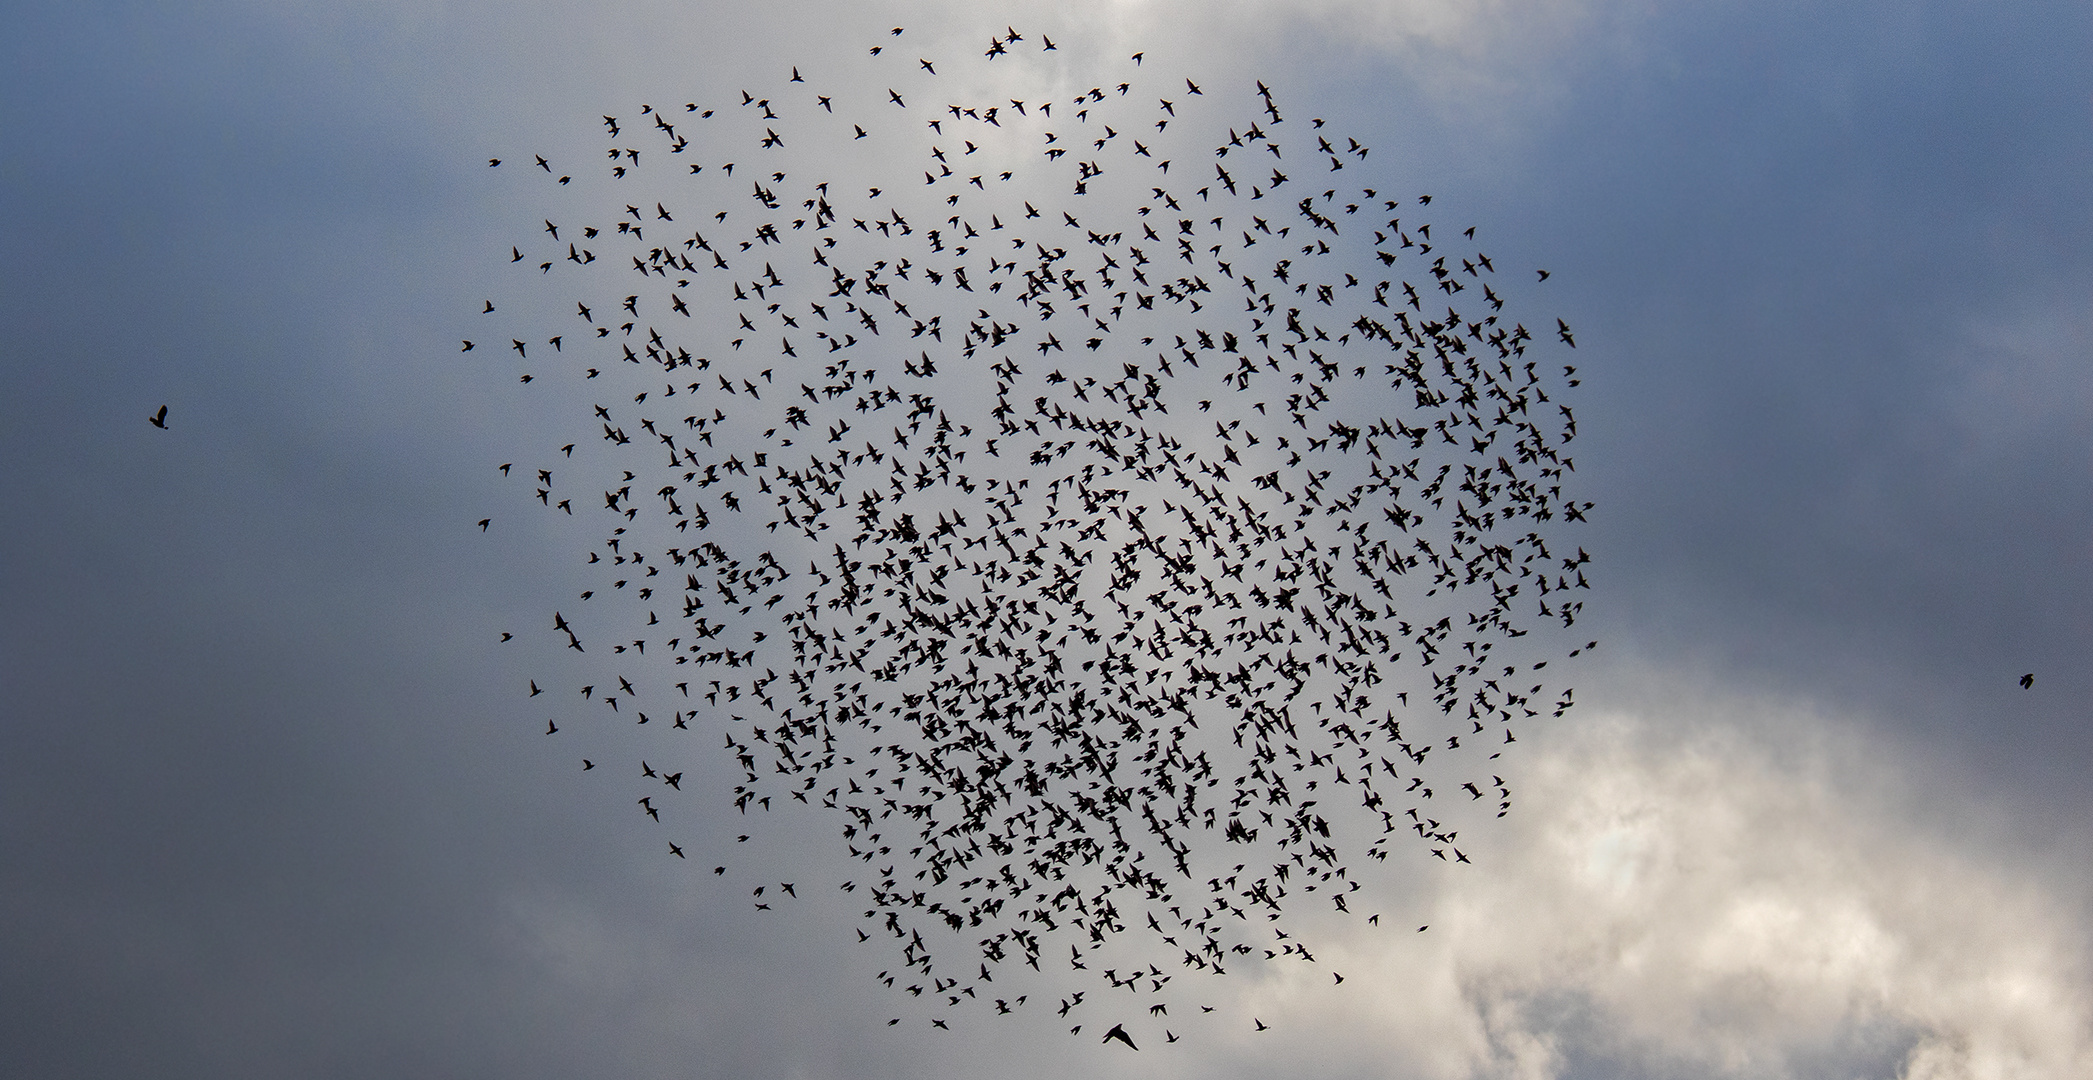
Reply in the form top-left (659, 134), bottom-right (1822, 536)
top-left (474, 26), bottom-right (1592, 1044)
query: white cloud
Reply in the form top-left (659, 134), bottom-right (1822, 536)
top-left (1067, 0), bottom-right (1600, 57)
top-left (1224, 692), bottom-right (2093, 1079)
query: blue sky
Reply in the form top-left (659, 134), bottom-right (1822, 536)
top-left (3, 2), bottom-right (2090, 1077)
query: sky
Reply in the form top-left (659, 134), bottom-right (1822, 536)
top-left (3, 1), bottom-right (2090, 1078)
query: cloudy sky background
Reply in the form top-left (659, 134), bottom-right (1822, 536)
top-left (4, 1), bottom-right (2090, 1077)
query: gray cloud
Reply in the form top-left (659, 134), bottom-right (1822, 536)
top-left (4, 1), bottom-right (2090, 1077)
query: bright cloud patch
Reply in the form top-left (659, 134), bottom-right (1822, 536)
top-left (1231, 701), bottom-right (2093, 1080)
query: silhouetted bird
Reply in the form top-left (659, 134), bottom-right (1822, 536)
top-left (477, 24), bottom-right (1592, 1039)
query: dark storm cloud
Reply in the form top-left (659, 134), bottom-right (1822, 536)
top-left (3, 2), bottom-right (2089, 1078)
top-left (1259, 0), bottom-right (2093, 804)
top-left (1478, 0), bottom-right (2093, 758)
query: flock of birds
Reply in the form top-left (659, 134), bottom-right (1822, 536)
top-left (473, 27), bottom-right (1595, 1044)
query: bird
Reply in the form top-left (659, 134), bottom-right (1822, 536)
top-left (477, 28), bottom-right (1593, 1038)
top-left (2021, 673), bottom-right (2034, 689)
top-left (1101, 1023), bottom-right (1137, 1049)
top-left (147, 405), bottom-right (168, 429)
